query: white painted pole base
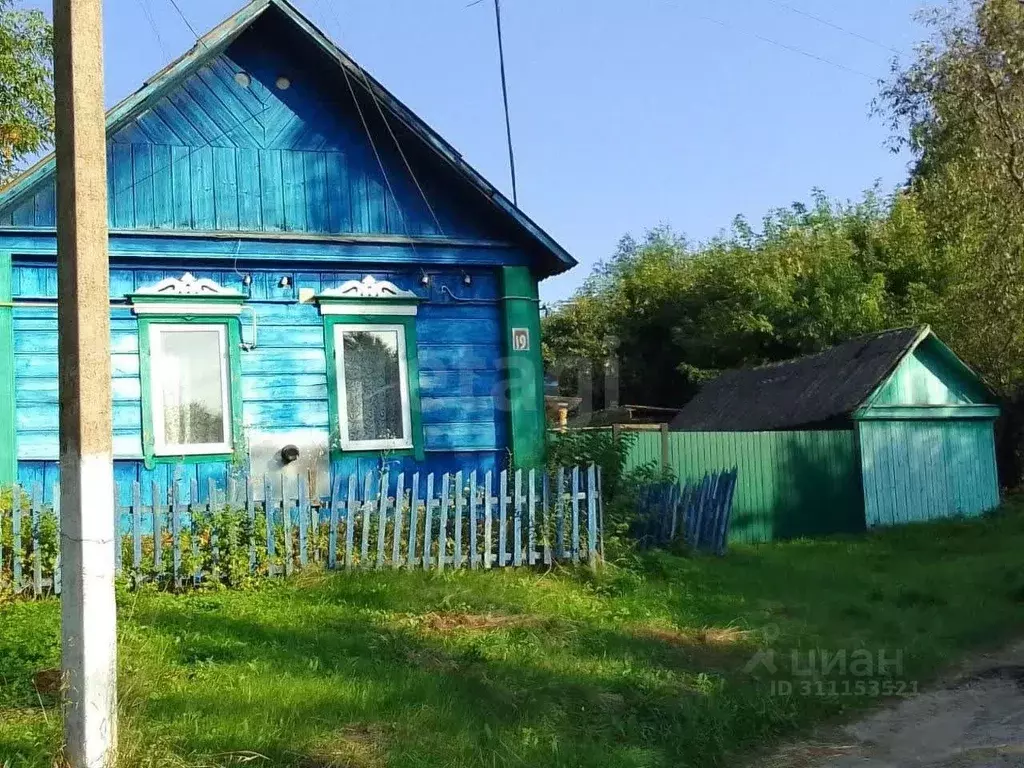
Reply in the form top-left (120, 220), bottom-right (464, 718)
top-left (60, 454), bottom-right (118, 768)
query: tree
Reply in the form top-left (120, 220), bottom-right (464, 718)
top-left (0, 0), bottom-right (53, 183)
top-left (543, 189), bottom-right (942, 410)
top-left (880, 0), bottom-right (1024, 482)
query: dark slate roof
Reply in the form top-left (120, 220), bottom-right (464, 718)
top-left (670, 327), bottom-right (927, 432)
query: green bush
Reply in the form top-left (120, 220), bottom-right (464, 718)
top-left (547, 429), bottom-right (672, 564)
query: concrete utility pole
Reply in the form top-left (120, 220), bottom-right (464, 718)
top-left (52, 0), bottom-right (118, 765)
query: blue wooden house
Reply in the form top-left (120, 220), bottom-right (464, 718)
top-left (0, 0), bottom-right (575, 503)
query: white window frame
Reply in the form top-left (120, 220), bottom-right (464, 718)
top-left (334, 322), bottom-right (413, 451)
top-left (148, 322), bottom-right (234, 457)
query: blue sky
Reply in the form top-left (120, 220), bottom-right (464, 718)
top-left (28, 0), bottom-right (923, 300)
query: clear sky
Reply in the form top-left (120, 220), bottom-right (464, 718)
top-left (25, 0), bottom-right (924, 300)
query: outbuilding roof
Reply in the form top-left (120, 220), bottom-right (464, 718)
top-left (670, 326), bottom-right (940, 432)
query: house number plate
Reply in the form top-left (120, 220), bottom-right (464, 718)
top-left (512, 328), bottom-right (530, 352)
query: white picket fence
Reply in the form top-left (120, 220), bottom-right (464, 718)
top-left (0, 465), bottom-right (603, 595)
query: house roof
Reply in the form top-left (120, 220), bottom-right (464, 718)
top-left (670, 326), bottom-right (938, 432)
top-left (0, 0), bottom-right (576, 277)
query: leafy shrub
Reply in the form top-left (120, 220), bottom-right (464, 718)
top-left (547, 429), bottom-right (637, 499)
top-left (547, 429), bottom-right (672, 565)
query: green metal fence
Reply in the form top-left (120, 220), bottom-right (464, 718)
top-left (624, 430), bottom-right (865, 543)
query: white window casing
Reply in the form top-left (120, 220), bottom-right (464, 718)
top-left (148, 323), bottom-right (234, 456)
top-left (334, 323), bottom-right (413, 451)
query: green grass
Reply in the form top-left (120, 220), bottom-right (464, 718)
top-left (4, 501), bottom-right (1024, 768)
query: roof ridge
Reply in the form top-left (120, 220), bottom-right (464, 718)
top-left (0, 0), bottom-right (576, 276)
top-left (671, 325), bottom-right (939, 432)
top-left (732, 325), bottom-right (928, 375)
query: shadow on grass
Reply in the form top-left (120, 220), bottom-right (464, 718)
top-left (125, 599), bottom-right (772, 767)
top-left (5, 503), bottom-right (1024, 767)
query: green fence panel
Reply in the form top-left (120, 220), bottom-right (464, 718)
top-left (624, 430), bottom-right (864, 543)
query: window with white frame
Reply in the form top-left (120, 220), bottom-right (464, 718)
top-left (148, 323), bottom-right (234, 456)
top-left (334, 323), bottom-right (413, 450)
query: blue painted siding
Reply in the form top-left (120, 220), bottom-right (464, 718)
top-left (11, 263), bottom-right (509, 490)
top-left (869, 338), bottom-right (990, 407)
top-left (0, 17), bottom-right (517, 245)
top-left (0, 7), bottom-right (565, 498)
top-left (17, 461), bottom-right (234, 507)
top-left (858, 419), bottom-right (999, 526)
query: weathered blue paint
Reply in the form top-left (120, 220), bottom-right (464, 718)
top-left (0, 0), bottom-right (573, 490)
top-left (12, 264), bottom-right (511, 499)
top-left (2, 466), bottom-right (602, 590)
top-left (855, 333), bottom-right (1000, 527)
top-left (0, 0), bottom-right (574, 276)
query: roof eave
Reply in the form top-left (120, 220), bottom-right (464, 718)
top-left (267, 0), bottom-right (576, 275)
top-left (0, 0), bottom-right (272, 212)
top-left (854, 325), bottom-right (998, 417)
top-left (0, 0), bottom-right (576, 277)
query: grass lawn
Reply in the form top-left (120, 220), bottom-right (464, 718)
top-left (3, 501), bottom-right (1024, 768)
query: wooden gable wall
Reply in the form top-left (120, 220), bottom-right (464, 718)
top-left (0, 13), bottom-right (515, 245)
top-left (868, 336), bottom-right (991, 408)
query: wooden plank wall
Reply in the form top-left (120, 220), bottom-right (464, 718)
top-left (624, 430), bottom-right (865, 543)
top-left (858, 420), bottom-right (999, 527)
top-left (12, 264), bottom-right (509, 500)
top-left (0, 20), bottom-right (504, 241)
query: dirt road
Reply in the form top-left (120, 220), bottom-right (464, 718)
top-left (767, 641), bottom-right (1024, 767)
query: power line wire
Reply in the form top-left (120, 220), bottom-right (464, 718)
top-left (357, 67), bottom-right (448, 237)
top-left (136, 0), bottom-right (171, 60)
top-left (304, 0), bottom-right (430, 254)
top-left (165, 0), bottom-right (204, 45)
top-left (103, 0), bottom-right (277, 202)
top-left (466, 0), bottom-right (520, 205)
top-left (492, 0), bottom-right (519, 206)
top-left (309, 0), bottom-right (447, 238)
top-left (676, 4), bottom-right (877, 81)
top-left (761, 0), bottom-right (901, 56)
top-left (340, 63), bottom-right (418, 241)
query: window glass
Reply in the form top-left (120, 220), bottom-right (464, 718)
top-left (151, 325), bottom-right (231, 453)
top-left (335, 324), bottom-right (411, 449)
top-left (343, 330), bottom-right (404, 442)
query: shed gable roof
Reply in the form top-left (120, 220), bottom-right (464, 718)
top-left (0, 0), bottom-right (576, 276)
top-left (670, 326), bottom-right (991, 432)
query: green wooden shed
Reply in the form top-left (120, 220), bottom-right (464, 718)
top-left (668, 326), bottom-right (1000, 540)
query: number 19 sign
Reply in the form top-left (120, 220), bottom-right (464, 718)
top-left (511, 328), bottom-right (530, 352)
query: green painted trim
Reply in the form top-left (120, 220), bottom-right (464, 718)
top-left (501, 266), bottom-right (545, 468)
top-left (924, 334), bottom-right (999, 400)
top-left (0, 0), bottom-right (576, 276)
top-left (323, 314), bottom-right (425, 462)
top-left (0, 252), bottom-right (14, 483)
top-left (854, 404), bottom-right (1000, 421)
top-left (0, 0), bottom-right (271, 214)
top-left (138, 315), bottom-right (245, 469)
top-left (271, 0), bottom-right (576, 274)
top-left (858, 326), bottom-right (932, 412)
top-left (139, 318), bottom-right (154, 467)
